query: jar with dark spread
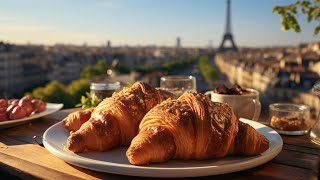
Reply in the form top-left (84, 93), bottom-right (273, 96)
top-left (90, 81), bottom-right (120, 100)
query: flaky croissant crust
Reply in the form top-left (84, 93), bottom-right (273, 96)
top-left (66, 81), bottom-right (176, 153)
top-left (126, 92), bottom-right (269, 165)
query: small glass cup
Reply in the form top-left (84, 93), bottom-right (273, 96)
top-left (310, 82), bottom-right (320, 145)
top-left (90, 81), bottom-right (121, 100)
top-left (269, 103), bottom-right (310, 135)
top-left (160, 75), bottom-right (196, 96)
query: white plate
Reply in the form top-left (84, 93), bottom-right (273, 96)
top-left (43, 118), bottom-right (283, 178)
top-left (0, 103), bottom-right (64, 130)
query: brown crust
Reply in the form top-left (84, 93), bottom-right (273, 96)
top-left (64, 108), bottom-right (94, 132)
top-left (127, 91), bottom-right (269, 165)
top-left (66, 81), bottom-right (176, 153)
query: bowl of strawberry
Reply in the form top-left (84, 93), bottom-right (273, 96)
top-left (0, 95), bottom-right (46, 122)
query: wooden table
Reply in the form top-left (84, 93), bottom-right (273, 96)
top-left (0, 108), bottom-right (319, 180)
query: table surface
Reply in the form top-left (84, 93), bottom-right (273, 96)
top-left (0, 108), bottom-right (319, 180)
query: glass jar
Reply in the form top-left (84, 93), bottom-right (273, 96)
top-left (160, 75), bottom-right (196, 96)
top-left (90, 81), bottom-right (120, 100)
top-left (310, 82), bottom-right (320, 145)
top-left (269, 103), bottom-right (310, 135)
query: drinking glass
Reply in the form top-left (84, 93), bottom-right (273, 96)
top-left (90, 81), bottom-right (121, 100)
top-left (160, 75), bottom-right (196, 96)
top-left (310, 82), bottom-right (320, 145)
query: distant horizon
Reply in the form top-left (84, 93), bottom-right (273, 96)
top-left (2, 40), bottom-right (318, 49)
top-left (0, 0), bottom-right (318, 48)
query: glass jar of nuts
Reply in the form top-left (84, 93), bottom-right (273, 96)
top-left (269, 103), bottom-right (310, 135)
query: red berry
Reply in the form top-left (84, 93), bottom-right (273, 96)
top-left (21, 95), bottom-right (33, 101)
top-left (8, 99), bottom-right (19, 106)
top-left (18, 99), bottom-right (34, 116)
top-left (0, 113), bottom-right (8, 122)
top-left (31, 100), bottom-right (46, 113)
top-left (10, 106), bottom-right (27, 120)
top-left (0, 107), bottom-right (6, 114)
top-left (6, 104), bottom-right (18, 114)
top-left (0, 99), bottom-right (7, 107)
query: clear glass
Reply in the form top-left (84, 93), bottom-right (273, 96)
top-left (310, 82), bottom-right (320, 145)
top-left (160, 75), bottom-right (196, 96)
top-left (269, 103), bottom-right (310, 135)
top-left (90, 81), bottom-right (120, 100)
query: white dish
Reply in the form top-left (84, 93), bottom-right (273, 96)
top-left (43, 118), bottom-right (283, 178)
top-left (0, 103), bottom-right (64, 130)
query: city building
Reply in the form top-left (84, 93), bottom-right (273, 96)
top-left (176, 37), bottom-right (181, 48)
top-left (0, 42), bottom-right (24, 98)
top-left (215, 43), bottom-right (320, 118)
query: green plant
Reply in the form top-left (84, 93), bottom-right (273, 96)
top-left (136, 65), bottom-right (152, 74)
top-left (30, 79), bottom-right (91, 108)
top-left (273, 0), bottom-right (320, 35)
top-left (80, 59), bottom-right (108, 78)
top-left (115, 63), bottom-right (131, 74)
top-left (66, 79), bottom-right (90, 106)
top-left (76, 92), bottom-right (101, 109)
top-left (30, 80), bottom-right (73, 108)
top-left (198, 56), bottom-right (218, 82)
top-left (160, 58), bottom-right (195, 71)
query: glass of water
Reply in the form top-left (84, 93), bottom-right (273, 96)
top-left (310, 82), bottom-right (320, 145)
top-left (160, 75), bottom-right (196, 96)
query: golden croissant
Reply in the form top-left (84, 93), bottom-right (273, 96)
top-left (126, 92), bottom-right (269, 165)
top-left (64, 108), bottom-right (94, 132)
top-left (66, 81), bottom-right (176, 153)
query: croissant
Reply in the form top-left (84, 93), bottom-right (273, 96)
top-left (126, 92), bottom-right (269, 165)
top-left (66, 82), bottom-right (176, 153)
top-left (64, 108), bottom-right (94, 132)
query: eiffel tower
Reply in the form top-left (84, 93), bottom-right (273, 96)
top-left (218, 0), bottom-right (238, 52)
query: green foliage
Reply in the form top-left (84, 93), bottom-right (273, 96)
top-left (198, 56), bottom-right (218, 82)
top-left (80, 66), bottom-right (100, 78)
top-left (31, 81), bottom-right (73, 108)
top-left (80, 59), bottom-right (108, 78)
top-left (76, 92), bottom-right (101, 109)
top-left (135, 65), bottom-right (152, 74)
top-left (273, 0), bottom-right (320, 35)
top-left (66, 79), bottom-right (90, 106)
top-left (95, 59), bottom-right (108, 72)
top-left (160, 58), bottom-right (195, 71)
top-left (125, 82), bottom-right (132, 88)
top-left (30, 79), bottom-right (90, 108)
top-left (134, 58), bottom-right (198, 75)
top-left (115, 63), bottom-right (131, 74)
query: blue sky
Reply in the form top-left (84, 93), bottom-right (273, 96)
top-left (0, 0), bottom-right (318, 47)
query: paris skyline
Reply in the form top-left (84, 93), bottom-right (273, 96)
top-left (0, 0), bottom-right (318, 48)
